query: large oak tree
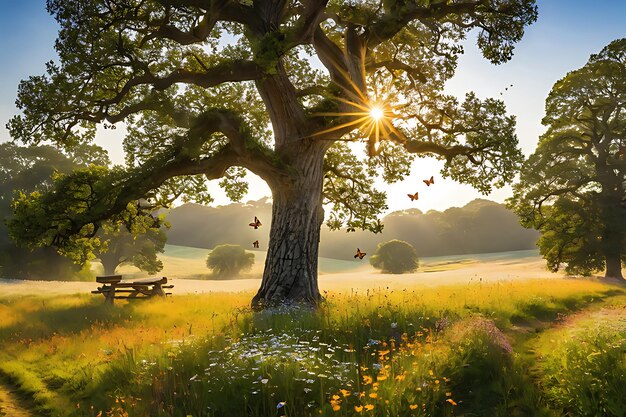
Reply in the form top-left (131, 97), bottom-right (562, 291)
top-left (509, 39), bottom-right (626, 280)
top-left (8, 0), bottom-right (536, 306)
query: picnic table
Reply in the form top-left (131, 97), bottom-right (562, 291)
top-left (92, 275), bottom-right (173, 305)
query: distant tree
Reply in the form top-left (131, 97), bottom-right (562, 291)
top-left (206, 244), bottom-right (255, 278)
top-left (0, 142), bottom-right (107, 279)
top-left (508, 39), bottom-right (626, 280)
top-left (370, 239), bottom-right (419, 274)
top-left (0, 143), bottom-right (167, 279)
top-left (94, 222), bottom-right (167, 276)
top-left (8, 0), bottom-right (536, 306)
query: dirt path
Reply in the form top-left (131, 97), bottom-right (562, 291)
top-left (0, 379), bottom-right (32, 417)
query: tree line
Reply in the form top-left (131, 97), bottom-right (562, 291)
top-left (163, 198), bottom-right (539, 259)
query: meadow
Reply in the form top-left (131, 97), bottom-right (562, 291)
top-left (0, 265), bottom-right (624, 416)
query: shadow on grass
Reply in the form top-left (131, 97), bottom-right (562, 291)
top-left (511, 288), bottom-right (625, 326)
top-left (0, 296), bottom-right (136, 343)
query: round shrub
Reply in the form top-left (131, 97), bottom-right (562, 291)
top-left (206, 244), bottom-right (255, 278)
top-left (370, 239), bottom-right (419, 274)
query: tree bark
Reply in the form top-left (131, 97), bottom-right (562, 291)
top-left (604, 251), bottom-right (623, 280)
top-left (252, 141), bottom-right (326, 307)
top-left (597, 166), bottom-right (624, 280)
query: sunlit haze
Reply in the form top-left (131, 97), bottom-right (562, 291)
top-left (1, 0), bottom-right (625, 214)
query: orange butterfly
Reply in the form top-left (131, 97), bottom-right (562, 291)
top-left (354, 248), bottom-right (366, 259)
top-left (407, 192), bottom-right (419, 201)
top-left (249, 216), bottom-right (262, 229)
top-left (252, 240), bottom-right (259, 248)
top-left (423, 176), bottom-right (434, 186)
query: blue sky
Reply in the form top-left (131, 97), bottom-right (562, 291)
top-left (1, 1), bottom-right (625, 213)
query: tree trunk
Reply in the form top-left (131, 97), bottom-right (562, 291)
top-left (252, 142), bottom-right (326, 307)
top-left (599, 205), bottom-right (624, 280)
top-left (604, 252), bottom-right (623, 280)
top-left (100, 255), bottom-right (119, 276)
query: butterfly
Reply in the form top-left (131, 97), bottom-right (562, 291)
top-left (423, 176), bottom-right (434, 186)
top-left (249, 216), bottom-right (262, 229)
top-left (354, 248), bottom-right (366, 259)
top-left (252, 240), bottom-right (259, 249)
top-left (407, 192), bottom-right (419, 201)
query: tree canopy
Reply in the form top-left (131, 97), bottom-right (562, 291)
top-left (508, 39), bottom-right (626, 279)
top-left (7, 0), bottom-right (537, 304)
top-left (0, 142), bottom-right (108, 279)
top-left (0, 142), bottom-right (167, 278)
top-left (370, 239), bottom-right (419, 274)
top-left (206, 244), bottom-right (255, 278)
top-left (94, 220), bottom-right (167, 276)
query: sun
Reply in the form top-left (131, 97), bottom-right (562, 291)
top-left (369, 106), bottom-right (384, 121)
top-left (309, 70), bottom-right (407, 156)
top-left (312, 97), bottom-right (405, 156)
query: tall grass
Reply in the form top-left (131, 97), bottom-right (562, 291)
top-left (533, 308), bottom-right (626, 417)
top-left (0, 279), bottom-right (623, 416)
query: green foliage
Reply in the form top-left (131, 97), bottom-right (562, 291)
top-left (95, 220), bottom-right (167, 275)
top-left (370, 239), bottom-right (419, 274)
top-left (6, 0), bottom-right (536, 252)
top-left (0, 142), bottom-right (108, 279)
top-left (206, 244), bottom-right (255, 278)
top-left (508, 39), bottom-right (626, 277)
top-left (1, 143), bottom-right (169, 279)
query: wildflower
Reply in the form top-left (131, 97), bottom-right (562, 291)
top-left (363, 375), bottom-right (373, 385)
top-left (332, 395), bottom-right (340, 400)
top-left (261, 379), bottom-right (269, 384)
top-left (445, 392), bottom-right (452, 397)
top-left (277, 402), bottom-right (286, 409)
top-left (391, 322), bottom-right (398, 329)
top-left (409, 404), bottom-right (418, 410)
top-left (446, 399), bottom-right (457, 406)
top-left (369, 393), bottom-right (378, 398)
top-left (435, 379), bottom-right (440, 385)
top-left (355, 405), bottom-right (364, 412)
top-left (428, 370), bottom-right (434, 376)
top-left (365, 404), bottom-right (375, 411)
top-left (395, 374), bottom-right (406, 382)
top-left (340, 389), bottom-right (351, 397)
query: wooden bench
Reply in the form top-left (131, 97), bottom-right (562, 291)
top-left (92, 275), bottom-right (173, 305)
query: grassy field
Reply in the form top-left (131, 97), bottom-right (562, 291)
top-left (0, 276), bottom-right (624, 417)
top-left (111, 245), bottom-right (545, 280)
top-left (109, 244), bottom-right (369, 281)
